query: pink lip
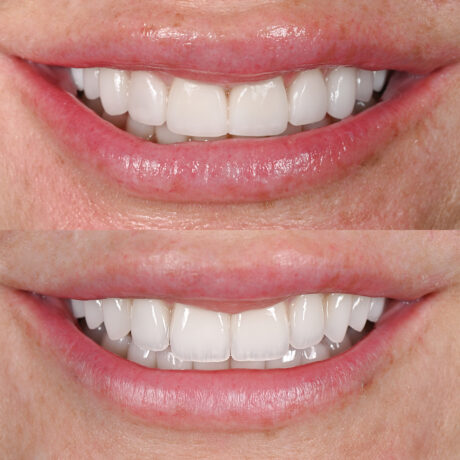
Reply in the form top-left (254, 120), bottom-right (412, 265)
top-left (8, 56), bottom-right (453, 203)
top-left (18, 290), bottom-right (429, 430)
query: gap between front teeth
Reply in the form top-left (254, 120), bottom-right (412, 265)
top-left (70, 294), bottom-right (386, 370)
top-left (70, 66), bottom-right (389, 143)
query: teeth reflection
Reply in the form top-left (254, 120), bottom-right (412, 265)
top-left (127, 342), bottom-right (156, 368)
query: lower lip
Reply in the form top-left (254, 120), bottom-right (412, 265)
top-left (20, 291), bottom-right (428, 431)
top-left (9, 57), bottom-right (453, 203)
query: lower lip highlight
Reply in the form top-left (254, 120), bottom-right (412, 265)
top-left (24, 291), bottom-right (426, 430)
top-left (10, 57), bottom-right (453, 203)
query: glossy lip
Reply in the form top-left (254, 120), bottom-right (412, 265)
top-left (14, 289), bottom-right (429, 430)
top-left (8, 57), bottom-right (455, 203)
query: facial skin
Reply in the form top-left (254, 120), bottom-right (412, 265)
top-left (0, 231), bottom-right (459, 458)
top-left (0, 0), bottom-right (459, 229)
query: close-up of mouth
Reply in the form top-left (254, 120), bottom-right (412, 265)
top-left (1, 231), bottom-right (457, 433)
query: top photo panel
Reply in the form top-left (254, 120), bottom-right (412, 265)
top-left (1, 0), bottom-right (459, 229)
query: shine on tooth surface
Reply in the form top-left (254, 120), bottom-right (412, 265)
top-left (81, 323), bottom-right (106, 345)
top-left (323, 334), bottom-right (352, 357)
top-left (300, 343), bottom-right (331, 364)
top-left (356, 70), bottom-right (374, 102)
top-left (126, 115), bottom-right (155, 140)
top-left (99, 68), bottom-right (130, 116)
top-left (373, 70), bottom-right (388, 92)
top-left (288, 69), bottom-right (328, 126)
top-left (101, 333), bottom-right (131, 358)
top-left (128, 71), bottom-right (167, 126)
top-left (71, 68), bottom-right (84, 91)
top-left (324, 293), bottom-right (353, 343)
top-left (131, 299), bottom-right (171, 351)
top-left (84, 299), bottom-right (104, 329)
top-left (349, 295), bottom-right (371, 332)
top-left (167, 78), bottom-right (228, 137)
top-left (156, 347), bottom-right (193, 370)
top-left (127, 342), bottom-right (156, 368)
top-left (368, 297), bottom-right (386, 322)
top-left (228, 77), bottom-right (289, 136)
top-left (102, 298), bottom-right (132, 341)
top-left (170, 304), bottom-right (231, 362)
top-left (231, 302), bottom-right (289, 361)
top-left (326, 66), bottom-right (357, 119)
top-left (83, 68), bottom-right (101, 100)
top-left (265, 348), bottom-right (302, 369)
top-left (70, 299), bottom-right (85, 318)
top-left (289, 294), bottom-right (325, 349)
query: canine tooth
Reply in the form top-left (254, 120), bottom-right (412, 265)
top-left (167, 78), bottom-right (227, 137)
top-left (83, 68), bottom-right (101, 100)
top-left (84, 300), bottom-right (104, 329)
top-left (128, 71), bottom-right (167, 126)
top-left (71, 68), bottom-right (84, 91)
top-left (102, 112), bottom-right (127, 129)
top-left (373, 70), bottom-right (388, 92)
top-left (126, 115), bottom-right (155, 140)
top-left (326, 66), bottom-right (357, 119)
top-left (288, 69), bottom-right (328, 126)
top-left (300, 343), bottom-right (331, 364)
top-left (131, 299), bottom-right (171, 351)
top-left (156, 347), bottom-right (193, 370)
top-left (193, 360), bottom-right (230, 370)
top-left (324, 335), bottom-right (352, 357)
top-left (349, 295), bottom-right (371, 331)
top-left (368, 297), bottom-right (385, 322)
top-left (228, 77), bottom-right (288, 136)
top-left (102, 298), bottom-right (131, 340)
top-left (230, 359), bottom-right (265, 369)
top-left (170, 304), bottom-right (230, 362)
top-left (99, 69), bottom-right (129, 116)
top-left (101, 333), bottom-right (131, 358)
top-left (231, 302), bottom-right (289, 361)
top-left (265, 348), bottom-right (302, 369)
top-left (127, 342), bottom-right (156, 368)
top-left (155, 124), bottom-right (189, 144)
top-left (324, 293), bottom-right (353, 343)
top-left (70, 300), bottom-right (85, 318)
top-left (356, 70), bottom-right (374, 102)
top-left (289, 294), bottom-right (325, 349)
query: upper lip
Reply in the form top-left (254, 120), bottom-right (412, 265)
top-left (0, 231), bottom-right (457, 312)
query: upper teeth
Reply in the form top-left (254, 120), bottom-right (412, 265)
top-left (71, 293), bottom-right (386, 364)
top-left (70, 67), bottom-right (389, 140)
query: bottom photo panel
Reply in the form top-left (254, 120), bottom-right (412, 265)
top-left (0, 231), bottom-right (458, 458)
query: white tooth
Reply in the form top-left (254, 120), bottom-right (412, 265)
top-left (131, 299), bottom-right (170, 351)
top-left (228, 77), bottom-right (288, 136)
top-left (81, 323), bottom-right (105, 344)
top-left (155, 123), bottom-right (189, 144)
top-left (127, 343), bottom-right (156, 368)
top-left (368, 297), bottom-right (385, 322)
top-left (356, 70), bottom-right (374, 102)
top-left (265, 348), bottom-right (301, 369)
top-left (289, 294), bottom-right (325, 349)
top-left (230, 359), bottom-right (265, 369)
top-left (70, 300), bottom-right (85, 318)
top-left (288, 69), bottom-right (328, 126)
top-left (324, 294), bottom-right (353, 343)
top-left (126, 115), bottom-right (155, 140)
top-left (323, 335), bottom-right (352, 357)
top-left (170, 304), bottom-right (230, 362)
top-left (71, 68), bottom-right (84, 91)
top-left (326, 66), bottom-right (357, 119)
top-left (101, 333), bottom-right (131, 358)
top-left (156, 347), bottom-right (193, 370)
top-left (128, 71), bottom-right (167, 126)
top-left (349, 295), bottom-right (371, 332)
top-left (102, 298), bottom-right (131, 340)
top-left (83, 68), bottom-right (101, 100)
top-left (99, 68), bottom-right (129, 116)
top-left (373, 70), bottom-right (388, 92)
top-left (167, 78), bottom-right (227, 137)
top-left (102, 112), bottom-right (127, 129)
top-left (84, 300), bottom-right (104, 329)
top-left (193, 360), bottom-right (230, 370)
top-left (300, 343), bottom-right (330, 364)
top-left (231, 302), bottom-right (289, 361)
